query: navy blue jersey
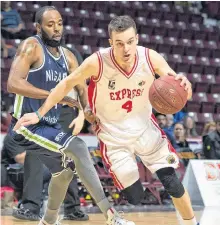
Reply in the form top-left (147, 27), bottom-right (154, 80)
top-left (13, 35), bottom-right (69, 126)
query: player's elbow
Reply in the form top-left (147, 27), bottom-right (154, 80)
top-left (7, 79), bottom-right (14, 93)
top-left (7, 77), bottom-right (18, 93)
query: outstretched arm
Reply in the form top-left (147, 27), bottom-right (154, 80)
top-left (149, 49), bottom-right (192, 99)
top-left (38, 53), bottom-right (99, 117)
top-left (13, 53), bottom-right (99, 130)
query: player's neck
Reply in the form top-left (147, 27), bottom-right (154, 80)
top-left (47, 46), bottom-right (60, 57)
top-left (113, 52), bottom-right (136, 72)
top-left (176, 136), bottom-right (184, 142)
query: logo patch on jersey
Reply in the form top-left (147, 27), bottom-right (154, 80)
top-left (138, 80), bottom-right (146, 86)
top-left (166, 155), bottom-right (176, 164)
top-left (108, 80), bottom-right (116, 90)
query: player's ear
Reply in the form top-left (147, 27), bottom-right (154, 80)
top-left (109, 38), bottom-right (113, 47)
top-left (35, 23), bottom-right (41, 34)
top-left (136, 34), bottom-right (139, 45)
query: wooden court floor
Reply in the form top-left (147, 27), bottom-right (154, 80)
top-left (1, 211), bottom-right (204, 225)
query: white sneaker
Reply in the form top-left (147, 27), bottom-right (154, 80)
top-left (38, 219), bottom-right (61, 225)
top-left (106, 208), bottom-right (135, 225)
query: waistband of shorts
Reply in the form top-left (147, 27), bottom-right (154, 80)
top-left (11, 116), bottom-right (60, 129)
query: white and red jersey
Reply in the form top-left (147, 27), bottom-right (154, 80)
top-left (88, 46), bottom-right (155, 145)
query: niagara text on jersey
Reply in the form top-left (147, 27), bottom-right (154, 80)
top-left (88, 46), bottom-right (155, 145)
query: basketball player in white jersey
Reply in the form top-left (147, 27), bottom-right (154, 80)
top-left (14, 16), bottom-right (199, 225)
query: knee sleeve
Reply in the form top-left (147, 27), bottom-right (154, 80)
top-left (121, 179), bottom-right (144, 205)
top-left (156, 167), bottom-right (185, 198)
top-left (64, 137), bottom-right (88, 160)
top-left (48, 168), bottom-right (74, 210)
top-left (52, 167), bottom-right (74, 183)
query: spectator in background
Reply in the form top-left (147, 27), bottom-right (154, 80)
top-left (164, 114), bottom-right (174, 138)
top-left (173, 111), bottom-right (187, 124)
top-left (173, 123), bottom-right (197, 167)
top-left (183, 116), bottom-right (198, 138)
top-left (202, 122), bottom-right (216, 136)
top-left (87, 124), bottom-right (96, 135)
top-left (1, 34), bottom-right (16, 58)
top-left (155, 113), bottom-right (178, 149)
top-left (1, 1), bottom-right (28, 39)
top-left (203, 119), bottom-right (220, 159)
top-left (1, 100), bottom-right (12, 133)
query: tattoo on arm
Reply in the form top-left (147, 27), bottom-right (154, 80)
top-left (75, 84), bottom-right (88, 110)
top-left (15, 43), bottom-right (36, 60)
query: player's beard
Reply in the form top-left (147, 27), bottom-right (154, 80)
top-left (40, 28), bottom-right (64, 47)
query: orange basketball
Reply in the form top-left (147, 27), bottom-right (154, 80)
top-left (149, 75), bottom-right (188, 114)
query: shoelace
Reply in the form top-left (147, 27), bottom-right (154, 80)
top-left (113, 211), bottom-right (130, 225)
top-left (42, 216), bottom-right (62, 225)
top-left (55, 216), bottom-right (62, 225)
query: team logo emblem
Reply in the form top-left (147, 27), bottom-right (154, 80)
top-left (108, 80), bottom-right (116, 90)
top-left (166, 155), bottom-right (176, 164)
top-left (138, 80), bottom-right (146, 86)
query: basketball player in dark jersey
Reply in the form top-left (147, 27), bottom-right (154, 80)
top-left (7, 6), bottom-right (134, 225)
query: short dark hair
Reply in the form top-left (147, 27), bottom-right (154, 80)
top-left (35, 6), bottom-right (58, 24)
top-left (155, 113), bottom-right (166, 118)
top-left (108, 15), bottom-right (137, 38)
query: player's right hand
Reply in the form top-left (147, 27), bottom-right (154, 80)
top-left (59, 96), bottom-right (81, 109)
top-left (13, 113), bottom-right (39, 131)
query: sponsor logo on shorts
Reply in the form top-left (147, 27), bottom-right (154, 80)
top-left (55, 132), bottom-right (66, 142)
top-left (166, 155), bottom-right (176, 164)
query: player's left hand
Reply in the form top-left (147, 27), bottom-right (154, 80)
top-left (69, 110), bottom-right (84, 135)
top-left (168, 73), bottom-right (192, 100)
top-left (84, 105), bottom-right (100, 126)
top-left (13, 112), bottom-right (39, 131)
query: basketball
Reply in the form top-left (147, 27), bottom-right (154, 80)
top-left (149, 75), bottom-right (188, 114)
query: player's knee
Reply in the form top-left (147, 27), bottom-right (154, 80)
top-left (64, 137), bottom-right (87, 159)
top-left (52, 168), bottom-right (74, 183)
top-left (156, 167), bottom-right (185, 198)
top-left (121, 179), bottom-right (144, 205)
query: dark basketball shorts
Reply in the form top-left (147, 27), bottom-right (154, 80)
top-left (8, 117), bottom-right (76, 174)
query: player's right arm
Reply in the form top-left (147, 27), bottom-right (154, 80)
top-left (7, 38), bottom-right (50, 99)
top-left (13, 53), bottom-right (99, 129)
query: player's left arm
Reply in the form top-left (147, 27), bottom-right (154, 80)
top-left (63, 47), bottom-right (88, 110)
top-left (63, 48), bottom-right (86, 135)
top-left (149, 49), bottom-right (192, 100)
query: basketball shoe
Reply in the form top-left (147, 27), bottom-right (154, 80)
top-left (106, 208), bottom-right (135, 225)
top-left (38, 208), bottom-right (135, 225)
top-left (38, 219), bottom-right (61, 225)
